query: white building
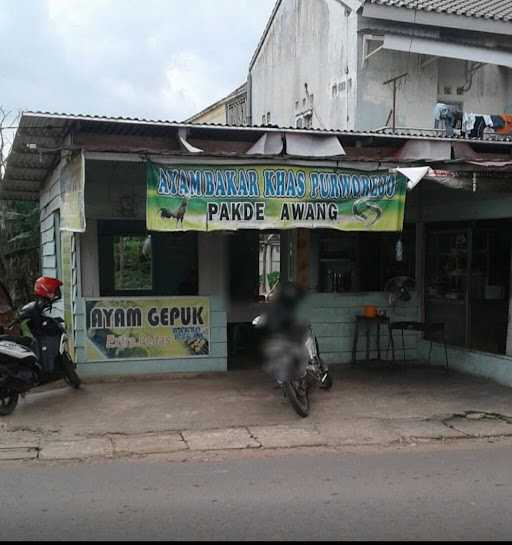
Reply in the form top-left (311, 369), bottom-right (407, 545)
top-left (248, 0), bottom-right (512, 132)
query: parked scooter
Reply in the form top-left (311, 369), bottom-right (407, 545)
top-left (252, 282), bottom-right (332, 417)
top-left (0, 277), bottom-right (81, 416)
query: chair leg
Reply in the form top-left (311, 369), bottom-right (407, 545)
top-left (443, 336), bottom-right (449, 372)
top-left (389, 326), bottom-right (396, 365)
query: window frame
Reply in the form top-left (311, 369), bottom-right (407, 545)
top-left (98, 220), bottom-right (155, 297)
top-left (316, 225), bottom-right (416, 293)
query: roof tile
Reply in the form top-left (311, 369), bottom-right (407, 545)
top-left (368, 0), bottom-right (512, 22)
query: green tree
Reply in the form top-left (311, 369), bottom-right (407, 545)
top-left (0, 108), bottom-right (40, 307)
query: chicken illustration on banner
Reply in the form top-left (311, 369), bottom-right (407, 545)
top-left (146, 162), bottom-right (407, 232)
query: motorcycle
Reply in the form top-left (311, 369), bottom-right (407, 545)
top-left (252, 284), bottom-right (332, 418)
top-left (0, 277), bottom-right (81, 416)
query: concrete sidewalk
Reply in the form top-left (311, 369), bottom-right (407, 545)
top-left (2, 364), bottom-right (512, 462)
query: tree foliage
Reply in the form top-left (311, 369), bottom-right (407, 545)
top-left (0, 108), bottom-right (40, 307)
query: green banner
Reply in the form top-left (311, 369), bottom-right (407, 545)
top-left (85, 297), bottom-right (210, 361)
top-left (146, 162), bottom-right (406, 232)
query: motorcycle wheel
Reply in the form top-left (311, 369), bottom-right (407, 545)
top-left (282, 380), bottom-right (310, 418)
top-left (0, 389), bottom-right (19, 416)
top-left (62, 354), bottom-right (81, 389)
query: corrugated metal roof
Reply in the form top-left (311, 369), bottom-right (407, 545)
top-left (2, 110), bottom-right (512, 201)
top-left (16, 111), bottom-right (512, 140)
top-left (369, 0), bottom-right (512, 22)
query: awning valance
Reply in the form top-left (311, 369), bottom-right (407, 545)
top-left (382, 34), bottom-right (512, 68)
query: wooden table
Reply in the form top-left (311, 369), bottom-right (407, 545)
top-left (351, 315), bottom-right (394, 365)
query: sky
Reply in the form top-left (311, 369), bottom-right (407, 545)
top-left (0, 0), bottom-right (275, 121)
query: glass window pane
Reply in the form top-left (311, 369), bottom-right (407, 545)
top-left (113, 235), bottom-right (152, 291)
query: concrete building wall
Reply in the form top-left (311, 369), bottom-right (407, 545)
top-left (250, 1), bottom-right (512, 132)
top-left (302, 291), bottom-right (420, 365)
top-left (251, 0), bottom-right (359, 130)
top-left (76, 159), bottom-right (228, 374)
top-left (355, 15), bottom-right (512, 130)
top-left (190, 103), bottom-right (226, 125)
top-left (437, 62), bottom-right (511, 116)
top-left (357, 55), bottom-right (512, 131)
top-left (356, 48), bottom-right (438, 130)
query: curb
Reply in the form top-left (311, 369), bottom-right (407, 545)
top-left (3, 417), bottom-right (512, 463)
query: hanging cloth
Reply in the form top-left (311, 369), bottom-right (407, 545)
top-left (491, 115), bottom-right (505, 129)
top-left (462, 112), bottom-right (476, 135)
top-left (495, 114), bottom-right (512, 135)
top-left (483, 115), bottom-right (493, 127)
top-left (469, 116), bottom-right (486, 138)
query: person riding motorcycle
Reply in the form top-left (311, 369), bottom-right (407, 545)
top-left (258, 282), bottom-right (309, 381)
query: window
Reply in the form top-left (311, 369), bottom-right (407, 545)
top-left (113, 235), bottom-right (152, 291)
top-left (317, 226), bottom-right (416, 293)
top-left (296, 111), bottom-right (313, 129)
top-left (98, 221), bottom-right (198, 296)
top-left (266, 112), bottom-right (271, 124)
top-left (226, 96), bottom-right (247, 126)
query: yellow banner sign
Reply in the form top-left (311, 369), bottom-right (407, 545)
top-left (85, 297), bottom-right (210, 361)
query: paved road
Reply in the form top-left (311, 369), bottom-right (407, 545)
top-left (1, 443), bottom-right (512, 540)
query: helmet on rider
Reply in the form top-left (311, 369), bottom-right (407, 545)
top-left (34, 276), bottom-right (63, 301)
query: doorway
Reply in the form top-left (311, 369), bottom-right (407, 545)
top-left (227, 230), bottom-right (281, 370)
top-left (424, 220), bottom-right (511, 354)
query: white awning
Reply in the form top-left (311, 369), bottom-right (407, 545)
top-left (285, 133), bottom-right (345, 157)
top-left (395, 139), bottom-right (451, 161)
top-left (382, 34), bottom-right (512, 68)
top-left (246, 132), bottom-right (284, 155)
